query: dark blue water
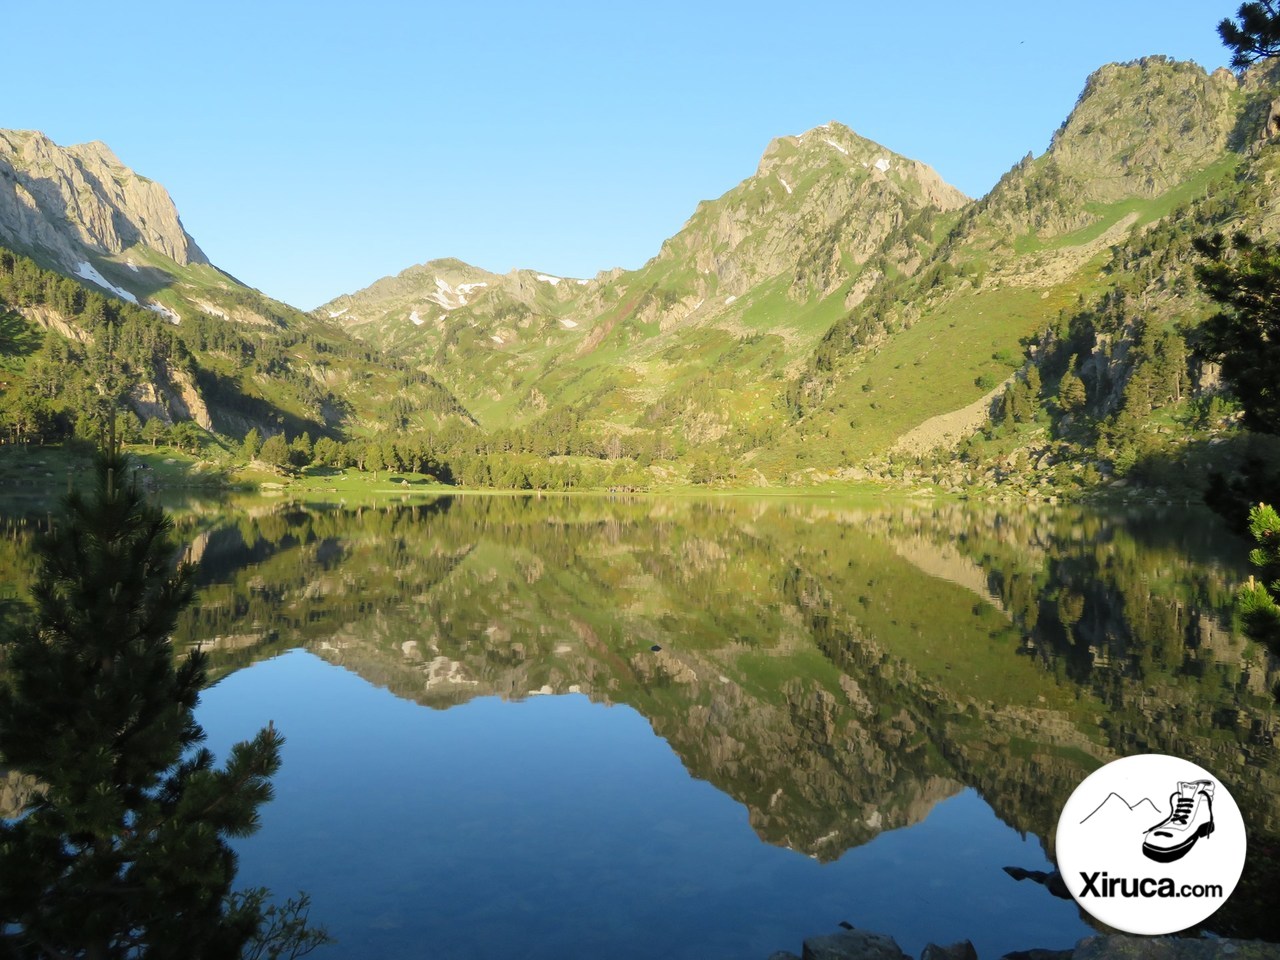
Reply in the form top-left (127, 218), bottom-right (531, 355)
top-left (198, 650), bottom-right (1092, 960)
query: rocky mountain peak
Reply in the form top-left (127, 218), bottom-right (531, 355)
top-left (1048, 57), bottom-right (1239, 200)
top-left (0, 128), bottom-right (207, 273)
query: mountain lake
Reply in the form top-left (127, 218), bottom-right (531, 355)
top-left (3, 493), bottom-right (1276, 957)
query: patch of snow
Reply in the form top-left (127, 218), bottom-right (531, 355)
top-left (145, 302), bottom-right (180, 324)
top-left (693, 299), bottom-right (704, 311)
top-left (75, 261), bottom-right (138, 304)
top-left (528, 685), bottom-right (555, 697)
top-left (491, 334), bottom-right (504, 344)
top-left (125, 259), bottom-right (138, 272)
top-left (410, 309), bottom-right (424, 326)
top-left (559, 318), bottom-right (578, 329)
top-left (328, 307), bottom-right (348, 318)
top-left (426, 277), bottom-right (487, 311)
top-left (824, 138), bottom-right (849, 156)
top-left (874, 157), bottom-right (891, 172)
top-left (575, 278), bottom-right (589, 285)
top-left (778, 175), bottom-right (793, 195)
top-left (535, 274), bottom-right (561, 286)
top-left (724, 295), bottom-right (737, 305)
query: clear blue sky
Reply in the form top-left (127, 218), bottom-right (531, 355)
top-left (6, 1), bottom-right (1234, 309)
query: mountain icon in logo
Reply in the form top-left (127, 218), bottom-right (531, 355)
top-left (1079, 792), bottom-right (1161, 826)
top-left (1077, 783), bottom-right (1218, 863)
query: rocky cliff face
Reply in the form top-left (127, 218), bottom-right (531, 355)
top-left (956, 58), bottom-right (1242, 247)
top-left (0, 130), bottom-right (207, 276)
top-left (654, 121), bottom-right (968, 302)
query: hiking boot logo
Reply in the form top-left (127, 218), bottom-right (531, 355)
top-left (1056, 754), bottom-right (1246, 936)
top-left (1142, 780), bottom-right (1214, 863)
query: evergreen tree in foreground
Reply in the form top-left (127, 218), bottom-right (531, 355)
top-left (0, 450), bottom-right (326, 958)
top-left (1240, 502), bottom-right (1280, 646)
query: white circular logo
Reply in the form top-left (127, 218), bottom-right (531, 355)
top-left (1056, 754), bottom-right (1246, 935)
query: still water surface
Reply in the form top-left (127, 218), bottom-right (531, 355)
top-left (199, 651), bottom-right (1081, 959)
top-left (6, 493), bottom-right (1277, 956)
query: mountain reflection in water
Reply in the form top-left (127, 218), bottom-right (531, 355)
top-left (1, 494), bottom-right (1275, 956)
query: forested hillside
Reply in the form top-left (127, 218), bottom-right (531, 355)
top-left (2, 57), bottom-right (1279, 495)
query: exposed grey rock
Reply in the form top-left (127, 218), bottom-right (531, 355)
top-left (0, 129), bottom-right (207, 273)
top-left (803, 929), bottom-right (910, 960)
top-left (1002, 865), bottom-right (1072, 900)
top-left (1072, 934), bottom-right (1280, 960)
top-left (922, 941), bottom-right (978, 960)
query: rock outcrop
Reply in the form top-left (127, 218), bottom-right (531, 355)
top-left (0, 129), bottom-right (207, 273)
top-left (767, 927), bottom-right (1280, 960)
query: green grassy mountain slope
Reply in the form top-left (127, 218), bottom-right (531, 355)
top-left (321, 123), bottom-right (969, 459)
top-left (3, 56), bottom-right (1278, 492)
top-left (319, 58), bottom-right (1279, 490)
top-left (0, 132), bottom-right (476, 448)
top-left (755, 57), bottom-right (1275, 484)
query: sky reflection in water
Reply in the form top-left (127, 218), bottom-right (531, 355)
top-left (198, 649), bottom-right (1091, 960)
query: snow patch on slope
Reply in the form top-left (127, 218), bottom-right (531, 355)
top-left (824, 138), bottom-right (849, 156)
top-left (75, 261), bottom-right (138, 304)
top-left (145, 302), bottom-right (180, 324)
top-left (410, 310), bottom-right (424, 326)
top-left (328, 308), bottom-right (348, 318)
top-left (428, 277), bottom-right (487, 311)
top-left (536, 274), bottom-right (561, 286)
top-left (559, 318), bottom-right (578, 329)
top-left (724, 296), bottom-right (737, 305)
top-left (874, 157), bottom-right (891, 172)
top-left (778, 175), bottom-right (793, 195)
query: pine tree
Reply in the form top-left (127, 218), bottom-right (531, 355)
top-left (1025, 363), bottom-right (1043, 403)
top-left (0, 450), bottom-right (322, 958)
top-left (1240, 502), bottom-right (1280, 645)
top-left (1218, 1), bottom-right (1280, 66)
top-left (1193, 232), bottom-right (1280, 435)
top-left (258, 434), bottom-right (290, 469)
top-left (240, 428), bottom-right (261, 462)
top-left (142, 418), bottom-right (168, 450)
top-left (1057, 361), bottom-right (1088, 414)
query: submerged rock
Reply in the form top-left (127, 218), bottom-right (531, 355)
top-left (922, 942), bottom-right (978, 960)
top-left (802, 929), bottom-right (910, 960)
top-left (1072, 936), bottom-right (1280, 960)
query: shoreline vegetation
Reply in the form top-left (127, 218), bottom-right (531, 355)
top-left (0, 440), bottom-right (1252, 511)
